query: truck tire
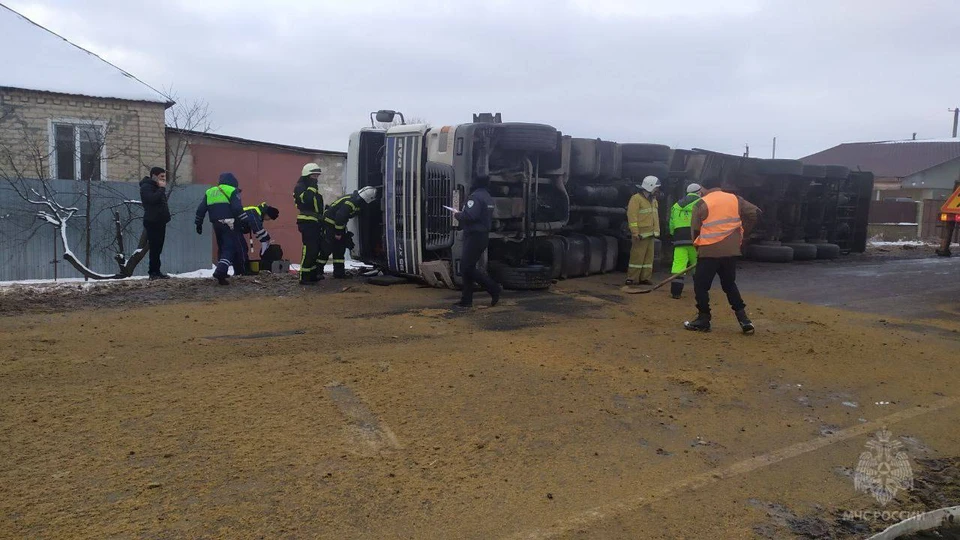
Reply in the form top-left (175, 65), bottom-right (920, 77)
top-left (782, 242), bottom-right (818, 261)
top-left (824, 165), bottom-right (850, 179)
top-left (621, 143), bottom-right (671, 163)
top-left (570, 138), bottom-right (599, 178)
top-left (584, 216), bottom-right (611, 232)
top-left (756, 159), bottom-right (804, 176)
top-left (601, 235), bottom-right (619, 272)
top-left (801, 164), bottom-right (826, 178)
top-left (812, 242), bottom-right (841, 259)
top-left (489, 262), bottom-right (553, 290)
top-left (497, 123), bottom-right (559, 154)
top-left (597, 140), bottom-right (620, 180)
top-left (562, 234), bottom-right (590, 278)
top-left (534, 236), bottom-right (567, 280)
top-left (622, 162), bottom-right (669, 180)
top-left (745, 244), bottom-right (794, 263)
top-left (586, 236), bottom-right (605, 274)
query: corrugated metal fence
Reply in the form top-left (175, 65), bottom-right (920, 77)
top-left (0, 178), bottom-right (212, 281)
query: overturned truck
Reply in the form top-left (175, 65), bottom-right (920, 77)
top-left (343, 111), bottom-right (873, 290)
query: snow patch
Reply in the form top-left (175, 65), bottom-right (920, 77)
top-left (868, 239), bottom-right (933, 247)
top-left (877, 138), bottom-right (960, 145)
top-left (0, 266), bottom-right (216, 288)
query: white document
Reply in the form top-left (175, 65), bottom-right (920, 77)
top-left (442, 205), bottom-right (458, 212)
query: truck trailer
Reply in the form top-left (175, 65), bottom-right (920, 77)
top-left (343, 111), bottom-right (874, 289)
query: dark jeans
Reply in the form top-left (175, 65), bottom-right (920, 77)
top-left (143, 220), bottom-right (166, 275)
top-left (693, 256), bottom-right (746, 315)
top-left (460, 232), bottom-right (500, 304)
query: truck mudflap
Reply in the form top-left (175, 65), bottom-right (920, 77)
top-left (384, 132), bottom-right (424, 276)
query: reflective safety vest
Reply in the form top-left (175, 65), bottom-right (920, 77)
top-left (669, 194), bottom-right (700, 246)
top-left (205, 184), bottom-right (236, 205)
top-left (694, 191), bottom-right (742, 247)
top-left (627, 193), bottom-right (659, 238)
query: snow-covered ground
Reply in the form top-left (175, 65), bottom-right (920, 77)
top-left (867, 238), bottom-right (935, 247)
top-left (0, 261), bottom-right (373, 288)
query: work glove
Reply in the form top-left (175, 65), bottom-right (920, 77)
top-left (196, 223), bottom-right (203, 235)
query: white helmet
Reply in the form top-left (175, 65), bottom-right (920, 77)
top-left (686, 183), bottom-right (703, 194)
top-left (358, 186), bottom-right (378, 203)
top-left (640, 175), bottom-right (661, 193)
top-left (301, 163), bottom-right (322, 177)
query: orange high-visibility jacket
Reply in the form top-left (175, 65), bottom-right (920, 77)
top-left (693, 191), bottom-right (743, 246)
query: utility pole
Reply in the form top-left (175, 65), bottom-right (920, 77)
top-left (951, 108), bottom-right (959, 138)
top-left (743, 143), bottom-right (749, 158)
top-left (772, 137), bottom-right (777, 159)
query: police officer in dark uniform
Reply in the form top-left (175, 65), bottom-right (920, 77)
top-left (294, 163), bottom-right (324, 285)
top-left (453, 176), bottom-right (502, 308)
top-left (318, 186), bottom-right (377, 279)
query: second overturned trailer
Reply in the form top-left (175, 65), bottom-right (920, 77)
top-left (343, 111), bottom-right (873, 289)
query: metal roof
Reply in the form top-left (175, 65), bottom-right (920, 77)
top-left (801, 139), bottom-right (960, 178)
top-left (168, 128), bottom-right (346, 157)
top-left (0, 5), bottom-right (170, 104)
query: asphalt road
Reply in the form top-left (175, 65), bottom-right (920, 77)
top-left (737, 253), bottom-right (960, 322)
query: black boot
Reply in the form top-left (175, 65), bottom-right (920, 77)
top-left (683, 312), bottom-right (711, 332)
top-left (669, 281), bottom-right (683, 299)
top-left (490, 284), bottom-right (502, 307)
top-left (736, 309), bottom-right (755, 335)
top-left (215, 274), bottom-right (229, 286)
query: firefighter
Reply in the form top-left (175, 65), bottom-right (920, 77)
top-left (683, 176), bottom-right (760, 334)
top-left (238, 202), bottom-right (280, 269)
top-left (317, 186), bottom-right (378, 278)
top-left (668, 183), bottom-right (702, 299)
top-left (452, 175), bottom-right (501, 308)
top-left (625, 175), bottom-right (661, 286)
top-left (195, 172), bottom-right (245, 285)
top-left (294, 163), bottom-right (324, 285)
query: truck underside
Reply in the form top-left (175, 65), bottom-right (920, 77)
top-left (344, 114), bottom-right (874, 290)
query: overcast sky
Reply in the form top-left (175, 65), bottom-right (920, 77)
top-left (9, 0), bottom-right (960, 158)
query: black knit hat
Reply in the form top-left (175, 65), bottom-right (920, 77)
top-left (150, 167), bottom-right (166, 177)
top-left (263, 205), bottom-right (280, 220)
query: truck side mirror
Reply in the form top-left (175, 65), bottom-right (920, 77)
top-left (375, 110), bottom-right (397, 123)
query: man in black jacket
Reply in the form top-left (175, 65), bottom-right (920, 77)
top-left (453, 176), bottom-right (501, 308)
top-left (140, 167), bottom-right (171, 279)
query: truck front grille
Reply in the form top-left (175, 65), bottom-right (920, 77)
top-left (425, 162), bottom-right (455, 251)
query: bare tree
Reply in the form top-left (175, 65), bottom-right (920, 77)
top-left (0, 87), bottom-right (219, 281)
top-left (162, 89), bottom-right (213, 189)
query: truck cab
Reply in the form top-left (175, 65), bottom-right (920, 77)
top-left (344, 111), bottom-right (570, 289)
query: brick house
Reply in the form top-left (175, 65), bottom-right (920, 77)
top-left (0, 5), bottom-right (171, 184)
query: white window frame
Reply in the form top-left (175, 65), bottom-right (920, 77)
top-left (47, 118), bottom-right (108, 181)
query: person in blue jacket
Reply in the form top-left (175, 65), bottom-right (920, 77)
top-left (195, 172), bottom-right (245, 285)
